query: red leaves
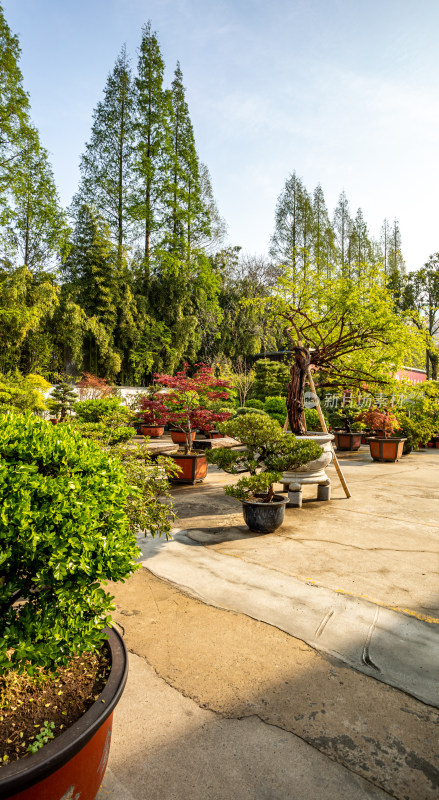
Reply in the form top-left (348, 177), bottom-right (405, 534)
top-left (153, 363), bottom-right (232, 451)
top-left (138, 397), bottom-right (169, 426)
top-left (76, 373), bottom-right (113, 400)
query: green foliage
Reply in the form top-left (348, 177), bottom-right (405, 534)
top-left (73, 397), bottom-right (126, 423)
top-left (0, 412), bottom-right (140, 675)
top-left (304, 408), bottom-right (322, 431)
top-left (394, 411), bottom-right (433, 454)
top-left (48, 380), bottom-right (77, 420)
top-left (27, 721), bottom-right (55, 753)
top-left (245, 398), bottom-right (264, 409)
top-left (208, 412), bottom-right (321, 501)
top-left (225, 472), bottom-right (282, 503)
top-left (0, 371), bottom-right (50, 413)
top-left (264, 435), bottom-right (321, 472)
top-left (110, 442), bottom-right (179, 539)
top-left (235, 406), bottom-right (269, 417)
top-left (252, 359), bottom-right (289, 401)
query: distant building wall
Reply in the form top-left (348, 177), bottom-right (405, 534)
top-left (394, 367), bottom-right (427, 383)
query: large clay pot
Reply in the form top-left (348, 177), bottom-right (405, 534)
top-left (369, 437), bottom-right (407, 462)
top-left (170, 451), bottom-right (208, 483)
top-left (0, 626), bottom-right (127, 800)
top-left (242, 494), bottom-right (288, 533)
top-left (170, 430), bottom-right (196, 445)
top-left (140, 424), bottom-right (164, 438)
top-left (333, 431), bottom-right (362, 451)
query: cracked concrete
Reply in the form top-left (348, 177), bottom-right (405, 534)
top-left (98, 446), bottom-right (439, 799)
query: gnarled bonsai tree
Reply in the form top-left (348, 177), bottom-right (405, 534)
top-left (207, 413), bottom-right (321, 502)
top-left (269, 266), bottom-right (423, 435)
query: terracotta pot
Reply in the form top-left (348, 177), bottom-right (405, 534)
top-left (170, 452), bottom-right (208, 483)
top-left (170, 430), bottom-right (196, 445)
top-left (0, 626), bottom-right (127, 800)
top-left (205, 430), bottom-right (222, 439)
top-left (140, 424), bottom-right (164, 438)
top-left (369, 437), bottom-right (407, 462)
top-left (333, 431), bottom-right (362, 451)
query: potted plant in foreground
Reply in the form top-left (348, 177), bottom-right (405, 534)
top-left (358, 407), bottom-right (407, 462)
top-left (0, 411), bottom-right (150, 800)
top-left (207, 413), bottom-right (321, 532)
top-left (154, 363), bottom-right (232, 483)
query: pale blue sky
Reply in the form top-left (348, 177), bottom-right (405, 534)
top-left (3, 0), bottom-right (439, 269)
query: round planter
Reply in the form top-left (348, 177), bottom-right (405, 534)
top-left (170, 430), bottom-right (196, 445)
top-left (333, 431), bottom-right (363, 451)
top-left (369, 437), bottom-right (407, 462)
top-left (242, 494), bottom-right (288, 533)
top-left (0, 626), bottom-right (128, 800)
top-left (170, 451), bottom-right (208, 484)
top-left (140, 424), bottom-right (165, 438)
top-left (281, 431), bottom-right (334, 486)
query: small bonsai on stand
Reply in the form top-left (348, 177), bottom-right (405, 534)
top-left (207, 413), bottom-right (321, 532)
top-left (136, 395), bottom-right (169, 436)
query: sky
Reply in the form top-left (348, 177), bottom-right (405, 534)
top-left (3, 0), bottom-right (439, 271)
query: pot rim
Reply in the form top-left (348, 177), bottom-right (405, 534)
top-left (242, 493), bottom-right (288, 507)
top-left (170, 450), bottom-right (207, 458)
top-left (0, 625), bottom-right (128, 797)
top-left (368, 436), bottom-right (407, 442)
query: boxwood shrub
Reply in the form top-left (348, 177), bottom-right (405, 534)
top-left (0, 412), bottom-right (140, 675)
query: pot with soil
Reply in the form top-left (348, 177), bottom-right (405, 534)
top-left (242, 493), bottom-right (288, 533)
top-left (0, 412), bottom-right (143, 796)
top-left (0, 627), bottom-right (127, 800)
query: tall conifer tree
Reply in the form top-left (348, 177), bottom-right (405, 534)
top-left (134, 22), bottom-right (171, 275)
top-left (74, 46), bottom-right (135, 262)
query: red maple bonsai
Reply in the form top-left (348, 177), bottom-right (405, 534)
top-left (137, 395), bottom-right (169, 428)
top-left (356, 407), bottom-right (400, 438)
top-left (154, 363), bottom-right (232, 453)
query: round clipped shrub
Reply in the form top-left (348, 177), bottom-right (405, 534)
top-left (73, 397), bottom-right (125, 423)
top-left (235, 406), bottom-right (269, 417)
top-left (245, 399), bottom-right (264, 410)
top-left (0, 412), bottom-right (140, 675)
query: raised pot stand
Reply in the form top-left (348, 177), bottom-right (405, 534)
top-left (281, 432), bottom-right (334, 508)
top-left (0, 626), bottom-right (127, 800)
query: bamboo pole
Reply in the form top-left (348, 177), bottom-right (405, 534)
top-left (306, 369), bottom-right (351, 499)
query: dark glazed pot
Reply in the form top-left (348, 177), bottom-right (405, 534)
top-left (0, 626), bottom-right (128, 800)
top-left (242, 494), bottom-right (288, 533)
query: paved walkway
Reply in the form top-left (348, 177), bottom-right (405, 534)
top-left (98, 446), bottom-right (439, 800)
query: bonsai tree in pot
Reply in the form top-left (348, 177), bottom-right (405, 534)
top-left (328, 405), bottom-right (365, 451)
top-left (0, 410), bottom-right (174, 798)
top-left (136, 394), bottom-right (169, 437)
top-left (154, 363), bottom-right (232, 483)
top-left (357, 407), bottom-right (406, 462)
top-left (207, 413), bottom-right (321, 532)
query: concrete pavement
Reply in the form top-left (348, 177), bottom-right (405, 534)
top-left (98, 446), bottom-right (439, 799)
